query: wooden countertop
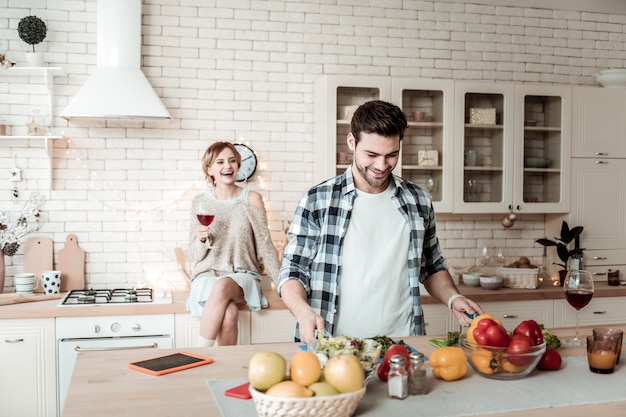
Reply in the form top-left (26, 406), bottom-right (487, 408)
top-left (1, 282), bottom-right (625, 319)
top-left (61, 324), bottom-right (626, 417)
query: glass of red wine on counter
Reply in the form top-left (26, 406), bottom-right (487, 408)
top-left (196, 201), bottom-right (215, 249)
top-left (563, 269), bottom-right (594, 346)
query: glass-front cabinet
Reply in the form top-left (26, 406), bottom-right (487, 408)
top-left (313, 75), bottom-right (390, 184)
top-left (392, 78), bottom-right (454, 212)
top-left (453, 82), bottom-right (569, 214)
top-left (314, 76), bottom-right (570, 214)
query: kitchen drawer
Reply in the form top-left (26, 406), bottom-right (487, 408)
top-left (584, 249), bottom-right (626, 266)
top-left (585, 265), bottom-right (622, 283)
top-left (554, 297), bottom-right (626, 328)
top-left (422, 304), bottom-right (455, 335)
top-left (479, 300), bottom-right (554, 329)
top-left (250, 309), bottom-right (296, 344)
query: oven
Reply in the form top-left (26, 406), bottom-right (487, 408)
top-left (56, 289), bottom-right (174, 415)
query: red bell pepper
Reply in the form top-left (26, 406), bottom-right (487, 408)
top-left (473, 318), bottom-right (510, 349)
top-left (513, 320), bottom-right (544, 346)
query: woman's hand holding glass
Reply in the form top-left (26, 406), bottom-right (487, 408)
top-left (196, 201), bottom-right (215, 249)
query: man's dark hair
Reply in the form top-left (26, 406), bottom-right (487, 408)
top-left (350, 100), bottom-right (408, 144)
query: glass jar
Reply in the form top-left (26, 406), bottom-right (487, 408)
top-left (387, 355), bottom-right (408, 400)
top-left (408, 351), bottom-right (427, 395)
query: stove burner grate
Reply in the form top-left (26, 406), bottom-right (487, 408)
top-left (61, 288), bottom-right (154, 305)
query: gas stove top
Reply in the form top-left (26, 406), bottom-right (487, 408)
top-left (59, 288), bottom-right (172, 306)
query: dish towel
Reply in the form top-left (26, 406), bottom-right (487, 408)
top-left (208, 357), bottom-right (626, 417)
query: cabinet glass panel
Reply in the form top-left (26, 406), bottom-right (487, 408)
top-left (335, 87), bottom-right (381, 175)
top-left (400, 88), bottom-right (445, 201)
top-left (522, 95), bottom-right (562, 204)
top-left (462, 93), bottom-right (505, 203)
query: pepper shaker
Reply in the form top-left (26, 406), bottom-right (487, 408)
top-left (408, 351), bottom-right (427, 395)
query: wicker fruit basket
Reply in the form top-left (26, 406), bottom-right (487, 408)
top-left (499, 267), bottom-right (539, 289)
top-left (249, 385), bottom-right (366, 417)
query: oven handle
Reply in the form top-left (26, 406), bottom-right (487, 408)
top-left (73, 342), bottom-right (159, 352)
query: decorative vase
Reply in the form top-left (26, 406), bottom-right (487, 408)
top-left (25, 52), bottom-right (44, 67)
top-left (0, 249), bottom-right (5, 294)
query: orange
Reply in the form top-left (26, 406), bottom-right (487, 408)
top-left (289, 351), bottom-right (322, 387)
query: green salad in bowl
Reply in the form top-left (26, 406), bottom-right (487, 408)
top-left (311, 335), bottom-right (382, 383)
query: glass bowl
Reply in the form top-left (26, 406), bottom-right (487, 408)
top-left (459, 334), bottom-right (546, 380)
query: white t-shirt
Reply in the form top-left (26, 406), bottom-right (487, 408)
top-left (334, 183), bottom-right (413, 338)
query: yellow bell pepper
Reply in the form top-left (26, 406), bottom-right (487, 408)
top-left (428, 346), bottom-right (467, 381)
top-left (470, 348), bottom-right (501, 374)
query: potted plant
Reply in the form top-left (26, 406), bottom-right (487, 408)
top-left (17, 15), bottom-right (47, 67)
top-left (536, 221), bottom-right (584, 285)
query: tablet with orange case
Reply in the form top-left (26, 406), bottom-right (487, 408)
top-left (128, 352), bottom-right (214, 376)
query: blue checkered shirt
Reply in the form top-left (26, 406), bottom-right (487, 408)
top-left (277, 167), bottom-right (447, 340)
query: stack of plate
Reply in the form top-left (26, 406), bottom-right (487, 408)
top-left (595, 69), bottom-right (626, 88)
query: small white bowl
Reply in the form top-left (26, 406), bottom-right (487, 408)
top-left (595, 69), bottom-right (626, 88)
top-left (463, 273), bottom-right (481, 287)
top-left (480, 275), bottom-right (504, 290)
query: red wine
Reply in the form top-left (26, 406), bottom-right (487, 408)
top-left (565, 289), bottom-right (593, 310)
top-left (197, 214), bottom-right (215, 226)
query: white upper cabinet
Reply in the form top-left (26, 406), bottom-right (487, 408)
top-left (453, 82), bottom-right (570, 214)
top-left (391, 78), bottom-right (454, 212)
top-left (571, 87), bottom-right (626, 158)
top-left (313, 75), bottom-right (390, 184)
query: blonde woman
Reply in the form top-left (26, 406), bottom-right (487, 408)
top-left (186, 142), bottom-right (280, 346)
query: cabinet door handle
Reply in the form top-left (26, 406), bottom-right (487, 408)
top-left (592, 311), bottom-right (607, 315)
top-left (5, 338), bottom-right (25, 343)
top-left (595, 160), bottom-right (609, 164)
top-left (502, 314), bottom-right (518, 319)
top-left (593, 256), bottom-right (608, 260)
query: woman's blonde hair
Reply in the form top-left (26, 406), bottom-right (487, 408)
top-left (201, 141), bottom-right (241, 185)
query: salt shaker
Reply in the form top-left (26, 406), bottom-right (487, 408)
top-left (387, 355), bottom-right (408, 400)
top-left (408, 351), bottom-right (427, 395)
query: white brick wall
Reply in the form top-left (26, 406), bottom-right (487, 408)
top-left (0, 0), bottom-right (624, 290)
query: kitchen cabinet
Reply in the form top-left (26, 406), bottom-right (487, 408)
top-left (250, 309), bottom-right (296, 344)
top-left (391, 78), bottom-right (455, 212)
top-left (571, 87), bottom-right (626, 158)
top-left (0, 318), bottom-right (57, 417)
top-left (480, 300), bottom-right (555, 329)
top-left (174, 311), bottom-right (251, 347)
top-left (313, 75), bottom-right (390, 184)
top-left (422, 304), bottom-right (456, 335)
top-left (553, 296), bottom-right (626, 327)
top-left (0, 67), bottom-right (65, 189)
top-left (453, 82), bottom-right (570, 213)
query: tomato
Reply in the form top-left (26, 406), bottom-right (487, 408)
top-left (376, 344), bottom-right (410, 381)
top-left (537, 347), bottom-right (562, 370)
top-left (505, 334), bottom-right (534, 366)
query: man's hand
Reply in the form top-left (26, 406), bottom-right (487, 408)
top-left (296, 310), bottom-right (326, 343)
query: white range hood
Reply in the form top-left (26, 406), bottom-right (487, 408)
top-left (61, 0), bottom-right (170, 120)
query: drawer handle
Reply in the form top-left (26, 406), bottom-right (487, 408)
top-left (593, 256), bottom-right (608, 260)
top-left (502, 314), bottom-right (518, 319)
top-left (595, 152), bottom-right (609, 156)
top-left (5, 338), bottom-right (25, 343)
top-left (593, 272), bottom-right (607, 276)
top-left (595, 160), bottom-right (609, 164)
top-left (593, 311), bottom-right (607, 315)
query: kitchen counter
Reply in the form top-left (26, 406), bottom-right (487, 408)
top-left (61, 324), bottom-right (626, 417)
top-left (1, 281), bottom-right (625, 319)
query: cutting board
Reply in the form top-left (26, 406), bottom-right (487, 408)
top-left (23, 237), bottom-right (54, 293)
top-left (58, 234), bottom-right (85, 292)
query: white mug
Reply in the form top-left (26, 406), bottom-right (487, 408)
top-left (41, 270), bottom-right (62, 294)
top-left (15, 273), bottom-right (39, 294)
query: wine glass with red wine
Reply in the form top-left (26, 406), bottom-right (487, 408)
top-left (196, 201), bottom-right (215, 248)
top-left (563, 270), bottom-right (594, 346)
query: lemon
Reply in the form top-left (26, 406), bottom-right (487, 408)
top-left (265, 380), bottom-right (314, 398)
top-left (248, 351), bottom-right (287, 391)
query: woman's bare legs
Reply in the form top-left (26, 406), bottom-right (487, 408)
top-left (199, 277), bottom-right (245, 346)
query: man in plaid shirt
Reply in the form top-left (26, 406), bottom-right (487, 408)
top-left (277, 100), bottom-right (483, 343)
